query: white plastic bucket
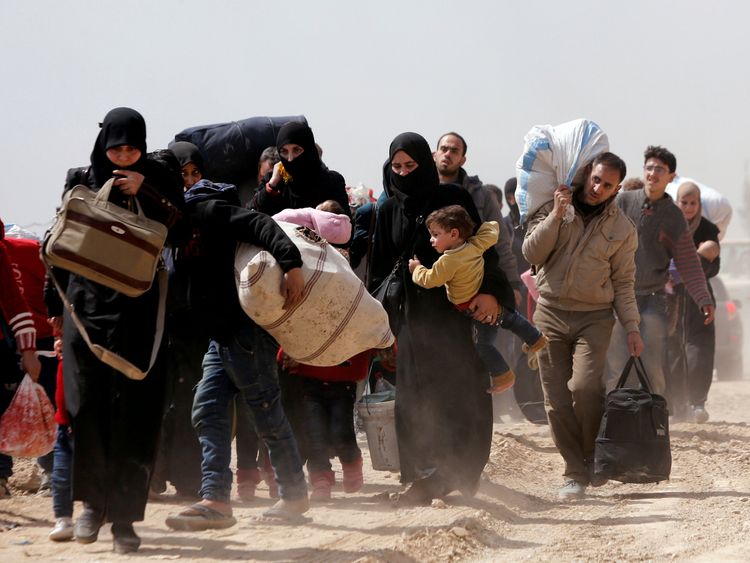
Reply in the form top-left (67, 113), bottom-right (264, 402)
top-left (356, 399), bottom-right (399, 471)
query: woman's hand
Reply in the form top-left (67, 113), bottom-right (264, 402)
top-left (266, 162), bottom-right (284, 194)
top-left (113, 170), bottom-right (145, 196)
top-left (469, 293), bottom-right (500, 324)
top-left (280, 267), bottom-right (305, 310)
top-left (21, 350), bottom-right (41, 382)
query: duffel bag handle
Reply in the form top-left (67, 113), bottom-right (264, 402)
top-left (615, 356), bottom-right (655, 393)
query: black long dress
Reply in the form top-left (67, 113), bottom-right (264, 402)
top-left (370, 133), bottom-right (513, 495)
top-left (58, 109), bottom-right (185, 523)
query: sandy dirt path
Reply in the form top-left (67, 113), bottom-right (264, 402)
top-left (2, 379), bottom-right (750, 562)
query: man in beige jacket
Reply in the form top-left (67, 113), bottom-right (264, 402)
top-left (522, 152), bottom-right (644, 500)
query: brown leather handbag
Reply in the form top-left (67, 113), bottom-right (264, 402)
top-left (43, 177), bottom-right (167, 297)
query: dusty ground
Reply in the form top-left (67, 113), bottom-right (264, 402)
top-left (2, 379), bottom-right (750, 562)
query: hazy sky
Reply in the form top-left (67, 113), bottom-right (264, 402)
top-left (3, 0), bottom-right (749, 237)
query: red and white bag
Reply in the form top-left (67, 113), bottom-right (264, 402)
top-left (0, 374), bottom-right (57, 457)
top-left (235, 221), bottom-right (394, 366)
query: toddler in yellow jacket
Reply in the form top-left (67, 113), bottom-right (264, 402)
top-left (409, 205), bottom-right (547, 393)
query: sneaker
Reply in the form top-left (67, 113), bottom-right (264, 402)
top-left (49, 517), bottom-right (74, 542)
top-left (558, 479), bottom-right (586, 500)
top-left (692, 405), bottom-right (710, 424)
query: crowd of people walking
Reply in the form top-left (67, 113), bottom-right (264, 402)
top-left (0, 108), bottom-right (724, 552)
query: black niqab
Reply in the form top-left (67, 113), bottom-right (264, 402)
top-left (275, 122), bottom-right (321, 187)
top-left (169, 141), bottom-right (203, 172)
top-left (90, 107), bottom-right (147, 188)
top-left (382, 132), bottom-right (439, 201)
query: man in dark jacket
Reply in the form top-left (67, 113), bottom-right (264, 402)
top-left (166, 181), bottom-right (309, 531)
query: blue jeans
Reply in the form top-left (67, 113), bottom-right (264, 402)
top-left (52, 425), bottom-right (74, 518)
top-left (191, 322), bottom-right (307, 503)
top-left (607, 292), bottom-right (668, 395)
top-left (473, 307), bottom-right (542, 375)
top-left (300, 378), bottom-right (361, 473)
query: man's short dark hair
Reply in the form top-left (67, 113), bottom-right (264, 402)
top-left (643, 145), bottom-right (676, 173)
top-left (592, 152), bottom-right (627, 183)
top-left (436, 132), bottom-right (468, 156)
top-left (426, 205), bottom-right (475, 241)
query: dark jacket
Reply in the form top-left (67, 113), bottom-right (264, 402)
top-left (184, 180), bottom-right (302, 342)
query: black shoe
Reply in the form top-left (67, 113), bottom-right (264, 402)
top-left (112, 522), bottom-right (141, 554)
top-left (74, 506), bottom-right (104, 544)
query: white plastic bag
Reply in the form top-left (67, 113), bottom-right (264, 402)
top-left (666, 177), bottom-right (733, 240)
top-left (235, 221), bottom-right (394, 366)
top-left (515, 118), bottom-right (609, 222)
top-left (0, 374), bottom-right (56, 457)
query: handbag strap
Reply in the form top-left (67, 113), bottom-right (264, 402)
top-left (44, 261), bottom-right (167, 380)
top-left (615, 356), bottom-right (655, 393)
top-left (392, 200), bottom-right (432, 271)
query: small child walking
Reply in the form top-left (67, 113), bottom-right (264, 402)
top-left (408, 205), bottom-right (547, 394)
top-left (48, 337), bottom-right (74, 541)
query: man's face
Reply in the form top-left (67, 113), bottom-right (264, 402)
top-left (433, 135), bottom-right (466, 176)
top-left (643, 157), bottom-right (675, 194)
top-left (581, 164), bottom-right (622, 206)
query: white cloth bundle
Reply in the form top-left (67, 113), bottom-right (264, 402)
top-left (516, 118), bottom-right (609, 222)
top-left (235, 221), bottom-right (394, 366)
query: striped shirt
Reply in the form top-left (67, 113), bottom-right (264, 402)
top-left (616, 189), bottom-right (711, 307)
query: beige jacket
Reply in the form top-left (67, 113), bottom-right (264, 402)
top-left (522, 199), bottom-right (640, 333)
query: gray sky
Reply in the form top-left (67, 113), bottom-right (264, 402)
top-left (3, 0), bottom-right (749, 237)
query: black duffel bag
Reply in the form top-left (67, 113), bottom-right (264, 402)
top-left (594, 356), bottom-right (671, 483)
top-left (174, 115), bottom-right (306, 204)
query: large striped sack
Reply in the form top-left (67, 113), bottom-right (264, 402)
top-left (235, 221), bottom-right (394, 366)
top-left (515, 118), bottom-right (609, 223)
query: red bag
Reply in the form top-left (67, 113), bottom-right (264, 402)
top-left (0, 375), bottom-right (57, 457)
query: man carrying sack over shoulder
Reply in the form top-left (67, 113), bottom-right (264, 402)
top-left (522, 152), bottom-right (643, 500)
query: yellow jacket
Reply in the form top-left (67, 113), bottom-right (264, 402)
top-left (411, 222), bottom-right (499, 304)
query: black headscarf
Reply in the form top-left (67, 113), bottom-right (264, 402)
top-left (275, 122), bottom-right (321, 188)
top-left (90, 107), bottom-right (147, 188)
top-left (382, 132), bottom-right (439, 201)
top-left (169, 141), bottom-right (203, 172)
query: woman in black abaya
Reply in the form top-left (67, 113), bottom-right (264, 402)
top-left (250, 121), bottom-right (350, 217)
top-left (369, 132), bottom-right (514, 502)
top-left (51, 108), bottom-right (184, 553)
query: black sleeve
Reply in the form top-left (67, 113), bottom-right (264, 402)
top-left (192, 200), bottom-right (303, 272)
top-left (248, 171), bottom-right (287, 216)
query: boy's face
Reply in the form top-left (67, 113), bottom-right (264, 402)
top-left (643, 157), bottom-right (675, 195)
top-left (428, 224), bottom-right (461, 253)
top-left (181, 162), bottom-right (202, 190)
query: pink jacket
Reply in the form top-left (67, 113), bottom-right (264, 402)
top-left (273, 207), bottom-right (352, 244)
